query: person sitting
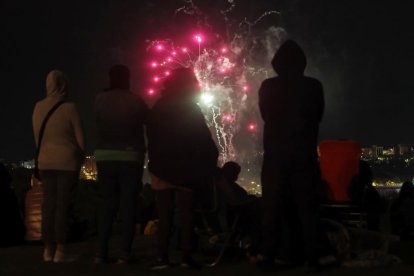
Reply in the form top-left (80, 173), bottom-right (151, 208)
top-left (0, 163), bottom-right (25, 247)
top-left (390, 181), bottom-right (414, 240)
top-left (147, 67), bottom-right (218, 270)
top-left (348, 160), bottom-right (385, 231)
top-left (215, 162), bottom-right (261, 255)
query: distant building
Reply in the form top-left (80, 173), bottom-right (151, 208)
top-left (398, 144), bottom-right (410, 156)
top-left (361, 147), bottom-right (373, 158)
top-left (383, 147), bottom-right (395, 156)
top-left (372, 145), bottom-right (383, 158)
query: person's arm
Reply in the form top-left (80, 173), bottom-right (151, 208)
top-left (196, 107), bottom-right (219, 163)
top-left (32, 104), bottom-right (40, 147)
top-left (316, 80), bottom-right (325, 122)
top-left (258, 80), bottom-right (269, 121)
top-left (70, 104), bottom-right (85, 152)
top-left (137, 97), bottom-right (150, 125)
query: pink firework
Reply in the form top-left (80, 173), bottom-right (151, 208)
top-left (194, 34), bottom-right (203, 43)
top-left (248, 123), bottom-right (257, 132)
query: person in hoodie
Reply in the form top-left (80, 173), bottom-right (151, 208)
top-left (258, 40), bottom-right (324, 270)
top-left (32, 70), bottom-right (85, 263)
top-left (94, 65), bottom-right (149, 264)
top-left (147, 67), bottom-right (218, 270)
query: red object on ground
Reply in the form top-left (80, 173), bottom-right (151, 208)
top-left (319, 140), bottom-right (361, 201)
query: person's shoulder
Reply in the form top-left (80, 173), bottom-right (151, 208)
top-left (34, 97), bottom-right (49, 108)
top-left (259, 77), bottom-right (279, 94)
top-left (61, 101), bottom-right (79, 113)
top-left (108, 90), bottom-right (147, 106)
top-left (261, 77), bottom-right (278, 86)
top-left (34, 98), bottom-right (72, 112)
top-left (33, 100), bottom-right (43, 111)
top-left (304, 77), bottom-right (323, 88)
top-left (129, 92), bottom-right (147, 105)
top-left (151, 97), bottom-right (168, 111)
top-left (62, 101), bottom-right (76, 108)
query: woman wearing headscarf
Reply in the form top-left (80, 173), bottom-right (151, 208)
top-left (32, 70), bottom-right (85, 263)
top-left (147, 68), bottom-right (218, 269)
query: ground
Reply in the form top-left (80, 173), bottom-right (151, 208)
top-left (1, 235), bottom-right (413, 276)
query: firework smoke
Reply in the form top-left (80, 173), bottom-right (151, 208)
top-left (146, 0), bottom-right (287, 187)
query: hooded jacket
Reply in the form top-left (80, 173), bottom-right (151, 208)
top-left (147, 68), bottom-right (219, 185)
top-left (32, 70), bottom-right (85, 171)
top-left (259, 40), bottom-right (324, 161)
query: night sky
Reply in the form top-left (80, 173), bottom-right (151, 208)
top-left (2, 0), bottom-right (414, 160)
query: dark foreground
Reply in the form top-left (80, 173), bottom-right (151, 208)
top-left (1, 235), bottom-right (413, 276)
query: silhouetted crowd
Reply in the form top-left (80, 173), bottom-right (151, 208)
top-left (1, 40), bottom-right (413, 272)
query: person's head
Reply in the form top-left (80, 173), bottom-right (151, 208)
top-left (359, 160), bottom-right (373, 187)
top-left (221, 161), bottom-right (241, 183)
top-left (162, 67), bottom-right (199, 100)
top-left (399, 181), bottom-right (414, 200)
top-left (109, 64), bottom-right (130, 90)
top-left (46, 69), bottom-right (68, 98)
top-left (272, 39), bottom-right (306, 77)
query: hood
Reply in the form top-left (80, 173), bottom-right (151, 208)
top-left (161, 67), bottom-right (199, 101)
top-left (46, 70), bottom-right (68, 98)
top-left (271, 40), bottom-right (307, 77)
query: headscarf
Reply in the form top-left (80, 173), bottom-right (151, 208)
top-left (46, 69), bottom-right (68, 98)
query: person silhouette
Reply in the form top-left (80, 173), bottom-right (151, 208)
top-left (258, 40), bottom-right (324, 271)
top-left (348, 160), bottom-right (385, 231)
top-left (94, 65), bottom-right (149, 264)
top-left (32, 70), bottom-right (85, 263)
top-left (147, 67), bottom-right (218, 270)
top-left (216, 161), bottom-right (261, 255)
top-left (390, 181), bottom-right (414, 239)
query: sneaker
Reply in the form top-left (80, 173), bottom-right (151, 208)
top-left (93, 255), bottom-right (109, 264)
top-left (181, 256), bottom-right (202, 270)
top-left (53, 251), bottom-right (77, 263)
top-left (116, 256), bottom-right (132, 265)
top-left (151, 257), bottom-right (171, 270)
top-left (43, 249), bottom-right (54, 262)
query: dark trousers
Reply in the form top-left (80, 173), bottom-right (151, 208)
top-left (40, 170), bottom-right (78, 244)
top-left (97, 161), bottom-right (143, 257)
top-left (155, 189), bottom-right (193, 258)
top-left (261, 155), bottom-right (319, 263)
